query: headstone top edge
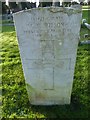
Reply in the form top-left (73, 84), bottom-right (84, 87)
top-left (13, 6), bottom-right (82, 16)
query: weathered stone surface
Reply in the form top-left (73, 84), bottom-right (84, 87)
top-left (13, 6), bottom-right (82, 105)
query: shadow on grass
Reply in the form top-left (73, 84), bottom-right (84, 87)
top-left (29, 95), bottom-right (88, 119)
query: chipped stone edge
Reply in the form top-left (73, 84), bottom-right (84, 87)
top-left (13, 6), bottom-right (82, 16)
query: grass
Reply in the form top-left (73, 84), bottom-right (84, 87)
top-left (0, 10), bottom-right (90, 119)
top-left (82, 5), bottom-right (90, 9)
top-left (82, 9), bottom-right (90, 24)
top-left (2, 20), bottom-right (14, 24)
top-left (0, 20), bottom-right (14, 25)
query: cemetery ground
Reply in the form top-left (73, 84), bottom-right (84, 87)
top-left (0, 9), bottom-right (90, 119)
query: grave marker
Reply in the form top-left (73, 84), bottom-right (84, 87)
top-left (13, 6), bottom-right (82, 105)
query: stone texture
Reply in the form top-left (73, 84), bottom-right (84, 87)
top-left (13, 6), bottom-right (82, 105)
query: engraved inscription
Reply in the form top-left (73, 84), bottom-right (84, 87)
top-left (23, 59), bottom-right (71, 70)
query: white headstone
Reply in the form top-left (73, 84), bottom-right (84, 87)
top-left (13, 6), bottom-right (82, 105)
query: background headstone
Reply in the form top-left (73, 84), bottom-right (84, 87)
top-left (13, 6), bottom-right (82, 105)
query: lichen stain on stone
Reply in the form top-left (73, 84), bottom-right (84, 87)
top-left (25, 83), bottom-right (35, 101)
top-left (26, 83), bottom-right (35, 92)
top-left (26, 84), bottom-right (46, 100)
top-left (35, 92), bottom-right (46, 100)
top-left (48, 7), bottom-right (64, 13)
top-left (66, 10), bottom-right (73, 16)
top-left (40, 31), bottom-right (49, 40)
top-left (47, 7), bottom-right (81, 15)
